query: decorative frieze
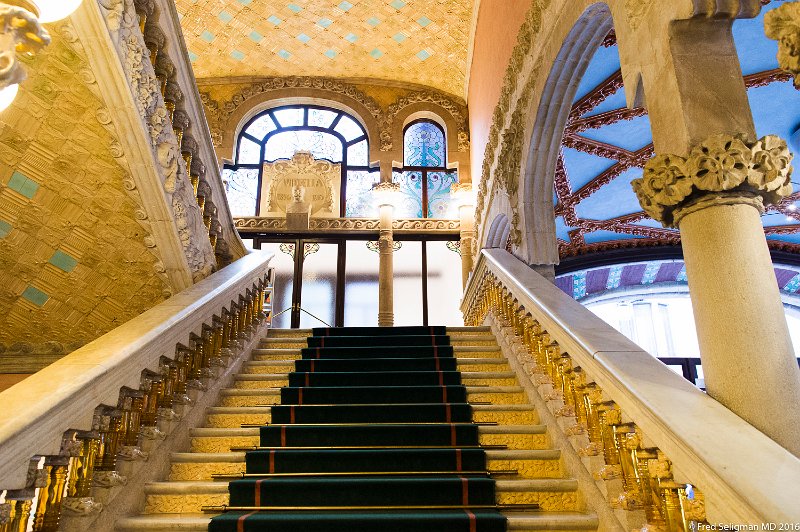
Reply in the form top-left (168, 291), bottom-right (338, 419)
top-left (632, 134), bottom-right (793, 227)
top-left (234, 217), bottom-right (460, 233)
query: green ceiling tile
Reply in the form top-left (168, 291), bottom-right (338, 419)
top-left (267, 15), bottom-right (282, 25)
top-left (416, 49), bottom-right (431, 61)
top-left (237, 0), bottom-right (252, 4)
top-left (0, 219), bottom-right (11, 238)
top-left (297, 33), bottom-right (311, 43)
top-left (392, 32), bottom-right (406, 43)
top-left (22, 286), bottom-right (49, 307)
top-left (49, 250), bottom-right (78, 273)
top-left (231, 50), bottom-right (245, 61)
top-left (338, 1), bottom-right (353, 11)
top-left (200, 30), bottom-right (215, 42)
top-left (366, 17), bottom-right (381, 27)
top-left (370, 48), bottom-right (384, 59)
top-left (7, 171), bottom-right (38, 199)
top-left (324, 49), bottom-right (337, 58)
top-left (218, 10), bottom-right (233, 23)
top-left (188, 51), bottom-right (198, 62)
top-left (344, 33), bottom-right (358, 43)
top-left (390, 0), bottom-right (406, 8)
top-left (317, 18), bottom-right (333, 28)
top-left (278, 49), bottom-right (292, 59)
top-left (249, 30), bottom-right (263, 43)
top-left (287, 3), bottom-right (302, 13)
top-left (417, 16), bottom-right (432, 27)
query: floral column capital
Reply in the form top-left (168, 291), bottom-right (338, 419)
top-left (632, 134), bottom-right (793, 227)
top-left (765, 2), bottom-right (800, 89)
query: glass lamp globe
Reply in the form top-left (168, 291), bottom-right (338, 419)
top-left (0, 84), bottom-right (19, 112)
top-left (34, 0), bottom-right (84, 23)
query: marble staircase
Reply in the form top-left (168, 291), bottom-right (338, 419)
top-left (116, 327), bottom-right (599, 531)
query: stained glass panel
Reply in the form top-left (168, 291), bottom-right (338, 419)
top-left (347, 140), bottom-right (368, 166)
top-left (334, 115), bottom-right (365, 142)
top-left (427, 170), bottom-right (459, 218)
top-left (273, 108), bottom-right (304, 127)
top-left (245, 115), bottom-right (277, 140)
top-left (404, 121), bottom-right (445, 167)
top-left (308, 108), bottom-right (338, 128)
top-left (264, 130), bottom-right (343, 162)
top-left (393, 171), bottom-right (423, 218)
top-left (237, 137), bottom-right (261, 164)
top-left (346, 170), bottom-right (379, 217)
top-left (223, 167), bottom-right (258, 216)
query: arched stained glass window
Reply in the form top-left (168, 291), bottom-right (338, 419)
top-left (395, 119), bottom-right (458, 219)
top-left (223, 104), bottom-right (378, 217)
top-left (404, 121), bottom-right (446, 167)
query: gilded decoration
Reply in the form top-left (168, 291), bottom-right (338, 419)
top-left (765, 1), bottom-right (800, 88)
top-left (632, 134), bottom-right (794, 227)
top-left (174, 0), bottom-right (472, 98)
top-left (0, 25), bottom-right (170, 351)
top-left (260, 152), bottom-right (339, 216)
top-left (233, 217), bottom-right (460, 232)
top-left (199, 77), bottom-right (468, 154)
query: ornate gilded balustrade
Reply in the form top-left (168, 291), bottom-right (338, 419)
top-left (0, 252), bottom-right (274, 531)
top-left (462, 249), bottom-right (800, 528)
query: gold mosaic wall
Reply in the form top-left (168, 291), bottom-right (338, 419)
top-left (0, 27), bottom-right (171, 360)
top-left (176, 0), bottom-right (473, 97)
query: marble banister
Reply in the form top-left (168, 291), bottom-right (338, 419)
top-left (0, 251), bottom-right (273, 493)
top-left (462, 248), bottom-right (800, 526)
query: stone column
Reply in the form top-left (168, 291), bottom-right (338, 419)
top-left (452, 183), bottom-right (477, 289)
top-left (632, 134), bottom-right (800, 456)
top-left (373, 183), bottom-right (400, 327)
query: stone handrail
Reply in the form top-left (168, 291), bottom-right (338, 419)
top-left (462, 248), bottom-right (800, 525)
top-left (0, 251), bottom-right (273, 527)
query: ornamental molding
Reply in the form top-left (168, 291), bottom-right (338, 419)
top-left (234, 217), bottom-right (460, 232)
top-left (474, 0), bottom-right (551, 250)
top-left (98, 0), bottom-right (215, 281)
top-left (765, 2), bottom-right (800, 88)
top-left (200, 76), bottom-right (383, 148)
top-left (379, 89), bottom-right (469, 152)
top-left (632, 134), bottom-right (794, 228)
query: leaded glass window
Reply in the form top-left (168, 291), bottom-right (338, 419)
top-left (224, 104), bottom-right (376, 217)
top-left (399, 120), bottom-right (458, 218)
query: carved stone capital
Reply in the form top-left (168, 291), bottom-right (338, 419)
top-left (765, 2), bottom-right (800, 88)
top-left (632, 134), bottom-right (793, 227)
top-left (172, 110), bottom-right (190, 130)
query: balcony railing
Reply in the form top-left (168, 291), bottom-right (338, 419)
top-left (0, 252), bottom-right (273, 530)
top-left (462, 248), bottom-right (800, 528)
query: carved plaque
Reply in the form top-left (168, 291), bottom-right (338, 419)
top-left (260, 151), bottom-right (340, 217)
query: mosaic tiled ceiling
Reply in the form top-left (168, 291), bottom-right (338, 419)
top-left (176, 0), bottom-right (473, 97)
top-left (556, 2), bottom-right (800, 258)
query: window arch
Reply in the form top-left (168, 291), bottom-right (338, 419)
top-left (223, 104), bottom-right (378, 217)
top-left (393, 119), bottom-right (459, 219)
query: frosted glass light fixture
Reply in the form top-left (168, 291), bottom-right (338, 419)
top-left (34, 0), bottom-right (84, 23)
top-left (0, 84), bottom-right (18, 112)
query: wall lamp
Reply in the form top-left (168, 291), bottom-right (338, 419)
top-left (0, 0), bottom-right (83, 111)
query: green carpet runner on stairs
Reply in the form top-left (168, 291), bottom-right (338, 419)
top-left (209, 326), bottom-right (508, 532)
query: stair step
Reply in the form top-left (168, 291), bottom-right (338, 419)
top-left (142, 478), bottom-right (580, 513)
top-left (116, 511), bottom-right (598, 531)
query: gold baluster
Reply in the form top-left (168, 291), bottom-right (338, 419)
top-left (32, 456), bottom-right (69, 532)
top-left (92, 406), bottom-right (125, 487)
top-left (62, 430), bottom-right (101, 500)
top-left (611, 428), bottom-right (644, 510)
top-left (658, 481), bottom-right (691, 532)
top-left (117, 387), bottom-right (146, 460)
top-left (593, 404), bottom-right (622, 479)
top-left (143, 23), bottom-right (165, 68)
top-left (140, 370), bottom-right (166, 432)
top-left (8, 498), bottom-right (32, 532)
top-left (637, 447), bottom-right (667, 528)
top-left (579, 384), bottom-right (604, 456)
top-left (172, 110), bottom-right (189, 147)
top-left (188, 334), bottom-right (206, 380)
top-left (221, 308), bottom-right (232, 350)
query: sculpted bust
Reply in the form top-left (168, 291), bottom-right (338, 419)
top-left (286, 185), bottom-right (310, 214)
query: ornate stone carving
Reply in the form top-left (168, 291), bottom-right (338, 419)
top-left (765, 2), bottom-right (800, 88)
top-left (234, 217), bottom-right (460, 232)
top-left (632, 134), bottom-right (793, 227)
top-left (380, 90), bottom-right (468, 152)
top-left (261, 152), bottom-right (339, 216)
top-left (100, 0), bottom-right (215, 278)
top-left (0, 6), bottom-right (51, 90)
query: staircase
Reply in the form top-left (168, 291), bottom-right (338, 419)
top-left (117, 327), bottom-right (598, 531)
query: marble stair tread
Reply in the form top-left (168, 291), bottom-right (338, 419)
top-left (144, 478), bottom-right (577, 495)
top-left (456, 346), bottom-right (501, 352)
top-left (457, 358), bottom-right (510, 365)
top-left (232, 371), bottom-right (517, 380)
top-left (201, 404), bottom-right (536, 416)
top-left (251, 348), bottom-right (302, 354)
top-left (168, 449), bottom-right (560, 464)
top-left (189, 425), bottom-right (545, 438)
top-left (447, 326), bottom-right (491, 332)
top-left (116, 511), bottom-right (598, 531)
top-left (218, 386), bottom-right (522, 395)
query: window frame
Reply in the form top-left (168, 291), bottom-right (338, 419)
top-left (225, 104), bottom-right (374, 217)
